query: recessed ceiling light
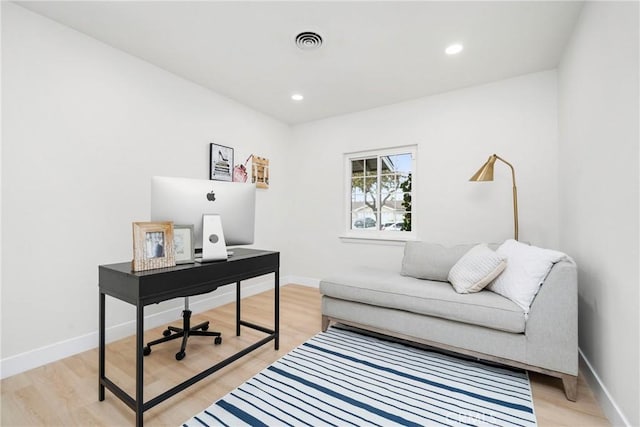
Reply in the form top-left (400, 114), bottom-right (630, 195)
top-left (445, 43), bottom-right (464, 55)
top-left (291, 93), bottom-right (304, 101)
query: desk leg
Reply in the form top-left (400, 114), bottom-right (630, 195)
top-left (99, 291), bottom-right (105, 401)
top-left (236, 281), bottom-right (241, 336)
top-left (275, 271), bottom-right (279, 350)
top-left (136, 303), bottom-right (144, 427)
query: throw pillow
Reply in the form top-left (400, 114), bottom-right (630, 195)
top-left (448, 244), bottom-right (507, 294)
top-left (487, 239), bottom-right (566, 313)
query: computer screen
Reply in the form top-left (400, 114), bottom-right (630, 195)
top-left (150, 176), bottom-right (256, 249)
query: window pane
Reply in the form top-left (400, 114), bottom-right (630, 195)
top-left (382, 195), bottom-right (403, 210)
top-left (351, 190), bottom-right (364, 209)
top-left (381, 153), bottom-right (411, 174)
top-left (351, 159), bottom-right (364, 178)
top-left (351, 207), bottom-right (376, 229)
top-left (380, 173), bottom-right (400, 191)
top-left (402, 214), bottom-right (411, 231)
top-left (364, 158), bottom-right (377, 177)
top-left (398, 172), bottom-right (410, 188)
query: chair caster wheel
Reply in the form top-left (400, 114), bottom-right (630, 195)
top-left (143, 346), bottom-right (151, 356)
top-left (176, 351), bottom-right (186, 361)
top-left (214, 336), bottom-right (222, 345)
top-left (163, 329), bottom-right (171, 337)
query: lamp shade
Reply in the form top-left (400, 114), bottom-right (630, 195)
top-left (469, 155), bottom-right (497, 182)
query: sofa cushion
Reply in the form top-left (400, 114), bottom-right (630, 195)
top-left (448, 244), bottom-right (507, 293)
top-left (320, 268), bottom-right (525, 333)
top-left (401, 242), bottom-right (475, 281)
top-left (401, 241), bottom-right (501, 282)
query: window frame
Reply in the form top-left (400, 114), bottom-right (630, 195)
top-left (342, 145), bottom-right (417, 242)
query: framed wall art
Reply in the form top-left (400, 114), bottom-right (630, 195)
top-left (173, 224), bottom-right (195, 264)
top-left (132, 221), bottom-right (176, 271)
top-left (210, 143), bottom-right (233, 181)
top-left (252, 155), bottom-right (270, 189)
top-left (233, 154), bottom-right (253, 183)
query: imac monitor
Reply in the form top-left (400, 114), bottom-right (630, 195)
top-left (150, 176), bottom-right (256, 251)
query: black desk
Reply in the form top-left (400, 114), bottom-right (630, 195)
top-left (98, 248), bottom-right (279, 427)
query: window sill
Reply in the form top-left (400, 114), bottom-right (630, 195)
top-left (339, 233), bottom-right (417, 246)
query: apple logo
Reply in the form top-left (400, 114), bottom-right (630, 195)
top-left (206, 191), bottom-right (216, 202)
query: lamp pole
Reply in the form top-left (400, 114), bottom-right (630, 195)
top-left (469, 154), bottom-right (519, 241)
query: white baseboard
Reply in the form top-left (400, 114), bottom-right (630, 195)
top-left (287, 275), bottom-right (320, 288)
top-left (0, 278), bottom-right (278, 379)
top-left (579, 348), bottom-right (631, 426)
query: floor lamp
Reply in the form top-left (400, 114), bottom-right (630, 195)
top-left (469, 154), bottom-right (519, 241)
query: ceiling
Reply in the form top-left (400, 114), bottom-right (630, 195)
top-left (16, 1), bottom-right (584, 125)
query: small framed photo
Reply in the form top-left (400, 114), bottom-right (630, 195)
top-left (173, 224), bottom-right (195, 264)
top-left (251, 155), bottom-right (270, 189)
top-left (132, 222), bottom-right (176, 272)
top-left (210, 143), bottom-right (234, 181)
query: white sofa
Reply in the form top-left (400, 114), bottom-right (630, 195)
top-left (320, 241), bottom-right (578, 400)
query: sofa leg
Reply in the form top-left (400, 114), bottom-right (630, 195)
top-left (321, 315), bottom-right (330, 332)
top-left (561, 374), bottom-right (578, 401)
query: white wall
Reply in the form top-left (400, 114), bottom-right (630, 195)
top-left (288, 71), bottom-right (560, 279)
top-left (1, 3), bottom-right (291, 373)
top-left (4, 8), bottom-right (638, 425)
top-left (558, 2), bottom-right (639, 426)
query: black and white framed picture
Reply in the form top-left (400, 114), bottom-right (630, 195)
top-left (173, 224), bottom-right (195, 264)
top-left (210, 143), bottom-right (234, 181)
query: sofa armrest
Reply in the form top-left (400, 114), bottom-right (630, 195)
top-left (525, 258), bottom-right (578, 375)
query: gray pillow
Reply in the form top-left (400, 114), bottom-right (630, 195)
top-left (401, 242), bottom-right (475, 281)
top-left (401, 241), bottom-right (502, 282)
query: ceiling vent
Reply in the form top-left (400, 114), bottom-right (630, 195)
top-left (295, 31), bottom-right (323, 50)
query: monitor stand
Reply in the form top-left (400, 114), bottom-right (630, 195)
top-left (198, 214), bottom-right (228, 262)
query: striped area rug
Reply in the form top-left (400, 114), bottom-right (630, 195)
top-left (182, 327), bottom-right (537, 426)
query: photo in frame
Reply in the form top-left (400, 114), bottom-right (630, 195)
top-left (251, 155), bottom-right (270, 189)
top-left (132, 221), bottom-right (176, 271)
top-left (210, 143), bottom-right (234, 181)
top-left (173, 224), bottom-right (195, 264)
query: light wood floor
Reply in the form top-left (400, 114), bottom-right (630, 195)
top-left (1, 285), bottom-right (610, 426)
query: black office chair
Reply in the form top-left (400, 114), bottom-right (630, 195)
top-left (143, 297), bottom-right (222, 360)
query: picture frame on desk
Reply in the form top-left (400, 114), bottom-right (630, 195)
top-left (132, 221), bottom-right (176, 271)
top-left (173, 224), bottom-right (195, 264)
top-left (210, 143), bottom-right (233, 181)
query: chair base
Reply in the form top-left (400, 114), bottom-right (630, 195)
top-left (143, 309), bottom-right (222, 360)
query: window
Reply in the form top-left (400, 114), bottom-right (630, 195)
top-left (345, 146), bottom-right (416, 240)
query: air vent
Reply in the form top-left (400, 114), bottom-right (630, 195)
top-left (295, 31), bottom-right (323, 50)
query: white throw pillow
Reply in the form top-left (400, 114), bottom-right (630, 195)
top-left (448, 244), bottom-right (507, 294)
top-left (487, 239), bottom-right (566, 313)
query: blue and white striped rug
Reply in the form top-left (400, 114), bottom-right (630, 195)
top-left (182, 327), bottom-right (537, 426)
